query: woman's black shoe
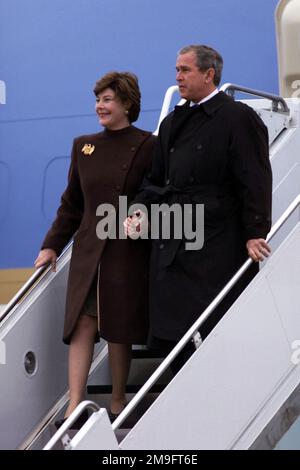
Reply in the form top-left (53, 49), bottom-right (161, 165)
top-left (54, 410), bottom-right (89, 430)
top-left (54, 417), bottom-right (67, 430)
top-left (108, 410), bottom-right (121, 423)
top-left (108, 402), bottom-right (128, 423)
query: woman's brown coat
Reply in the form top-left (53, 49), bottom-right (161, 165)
top-left (42, 126), bottom-right (156, 344)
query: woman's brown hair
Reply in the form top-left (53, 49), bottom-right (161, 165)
top-left (94, 71), bottom-right (141, 123)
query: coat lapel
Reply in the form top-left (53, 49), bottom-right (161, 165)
top-left (168, 102), bottom-right (195, 149)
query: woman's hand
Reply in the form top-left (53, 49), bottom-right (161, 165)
top-left (246, 238), bottom-right (271, 262)
top-left (34, 248), bottom-right (57, 272)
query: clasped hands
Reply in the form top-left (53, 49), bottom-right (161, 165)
top-left (123, 210), bottom-right (148, 240)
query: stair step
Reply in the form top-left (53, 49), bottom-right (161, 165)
top-left (87, 383), bottom-right (166, 395)
top-left (131, 349), bottom-right (164, 359)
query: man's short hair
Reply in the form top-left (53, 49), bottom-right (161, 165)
top-left (178, 45), bottom-right (223, 86)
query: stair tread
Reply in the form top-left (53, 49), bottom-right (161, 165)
top-left (87, 383), bottom-right (166, 394)
top-left (131, 349), bottom-right (164, 359)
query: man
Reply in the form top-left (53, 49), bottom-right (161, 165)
top-left (125, 44), bottom-right (272, 358)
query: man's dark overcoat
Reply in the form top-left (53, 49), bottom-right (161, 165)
top-left (134, 91), bottom-right (272, 342)
top-left (42, 126), bottom-right (156, 344)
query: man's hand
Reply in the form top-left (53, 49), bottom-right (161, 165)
top-left (34, 248), bottom-right (57, 272)
top-left (123, 210), bottom-right (148, 240)
top-left (246, 238), bottom-right (271, 262)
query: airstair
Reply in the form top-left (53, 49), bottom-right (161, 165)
top-left (1, 86), bottom-right (300, 450)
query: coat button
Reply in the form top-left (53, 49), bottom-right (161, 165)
top-left (115, 185), bottom-right (121, 191)
top-left (159, 243), bottom-right (164, 249)
top-left (169, 147), bottom-right (175, 153)
top-left (196, 144), bottom-right (203, 150)
top-left (165, 179), bottom-right (170, 185)
top-left (122, 164), bottom-right (128, 170)
top-left (130, 146), bottom-right (136, 152)
top-left (189, 176), bottom-right (194, 183)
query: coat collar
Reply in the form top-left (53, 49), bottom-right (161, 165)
top-left (174, 91), bottom-right (232, 117)
top-left (201, 91), bottom-right (232, 116)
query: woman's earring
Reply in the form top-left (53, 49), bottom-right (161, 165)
top-left (125, 109), bottom-right (129, 115)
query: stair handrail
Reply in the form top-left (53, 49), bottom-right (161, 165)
top-left (0, 242), bottom-right (73, 323)
top-left (154, 85), bottom-right (181, 135)
top-left (112, 193), bottom-right (300, 430)
top-left (43, 400), bottom-right (100, 450)
top-left (220, 83), bottom-right (290, 113)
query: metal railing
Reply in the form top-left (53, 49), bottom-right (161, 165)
top-left (112, 193), bottom-right (300, 431)
top-left (0, 266), bottom-right (48, 323)
top-left (154, 85), bottom-right (180, 134)
top-left (43, 400), bottom-right (100, 450)
top-left (220, 83), bottom-right (290, 114)
top-left (0, 243), bottom-right (72, 323)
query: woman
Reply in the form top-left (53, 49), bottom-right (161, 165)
top-left (35, 71), bottom-right (156, 425)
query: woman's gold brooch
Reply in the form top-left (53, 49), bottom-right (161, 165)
top-left (81, 144), bottom-right (95, 156)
